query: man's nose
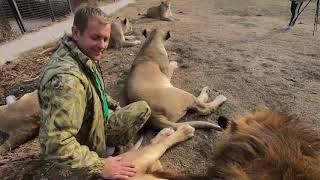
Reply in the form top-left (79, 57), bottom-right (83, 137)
top-left (98, 39), bottom-right (107, 49)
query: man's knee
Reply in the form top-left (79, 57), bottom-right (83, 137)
top-left (108, 101), bottom-right (151, 145)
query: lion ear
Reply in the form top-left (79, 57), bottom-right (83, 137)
top-left (142, 29), bottom-right (148, 38)
top-left (123, 18), bottom-right (128, 25)
top-left (230, 120), bottom-right (238, 133)
top-left (218, 116), bottom-right (229, 130)
top-left (165, 30), bottom-right (171, 40)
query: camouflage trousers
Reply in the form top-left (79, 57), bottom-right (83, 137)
top-left (105, 100), bottom-right (151, 146)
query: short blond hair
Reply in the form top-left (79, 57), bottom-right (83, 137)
top-left (73, 5), bottom-right (109, 33)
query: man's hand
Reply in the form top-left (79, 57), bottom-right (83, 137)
top-left (101, 156), bottom-right (136, 180)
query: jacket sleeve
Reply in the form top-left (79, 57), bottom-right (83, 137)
top-left (39, 74), bottom-right (105, 177)
top-left (106, 94), bottom-right (120, 110)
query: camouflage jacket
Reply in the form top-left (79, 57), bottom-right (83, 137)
top-left (38, 35), bottom-right (119, 177)
top-left (290, 0), bottom-right (307, 2)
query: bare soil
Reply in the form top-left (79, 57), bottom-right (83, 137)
top-left (0, 0), bottom-right (319, 179)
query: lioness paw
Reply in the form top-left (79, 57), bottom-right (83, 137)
top-left (201, 86), bottom-right (211, 94)
top-left (134, 40), bottom-right (141, 45)
top-left (214, 95), bottom-right (227, 104)
top-left (159, 128), bottom-right (175, 136)
top-left (151, 128), bottom-right (175, 144)
top-left (169, 61), bottom-right (178, 69)
top-left (177, 125), bottom-right (195, 138)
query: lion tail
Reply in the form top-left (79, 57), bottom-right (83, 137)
top-left (152, 171), bottom-right (210, 180)
top-left (182, 121), bottom-right (223, 131)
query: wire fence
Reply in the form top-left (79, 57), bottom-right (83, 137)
top-left (0, 0), bottom-right (71, 42)
top-left (0, 0), bottom-right (21, 37)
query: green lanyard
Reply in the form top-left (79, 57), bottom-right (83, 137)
top-left (94, 74), bottom-right (109, 120)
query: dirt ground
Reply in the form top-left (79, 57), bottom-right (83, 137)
top-left (0, 0), bottom-right (320, 179)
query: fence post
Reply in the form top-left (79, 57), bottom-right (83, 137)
top-left (67, 0), bottom-right (73, 13)
top-left (46, 0), bottom-right (56, 22)
top-left (7, 0), bottom-right (26, 33)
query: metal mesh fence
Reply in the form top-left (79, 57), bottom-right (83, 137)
top-left (51, 0), bottom-right (71, 18)
top-left (16, 0), bottom-right (71, 31)
top-left (0, 0), bottom-right (22, 40)
top-left (0, 0), bottom-right (71, 36)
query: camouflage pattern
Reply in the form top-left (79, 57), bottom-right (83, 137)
top-left (38, 35), bottom-right (151, 178)
top-left (106, 101), bottom-right (151, 146)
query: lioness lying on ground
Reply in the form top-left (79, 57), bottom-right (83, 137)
top-left (124, 28), bottom-right (227, 130)
top-left (146, 0), bottom-right (174, 21)
top-left (0, 91), bottom-right (40, 155)
top-left (0, 92), bottom-right (196, 179)
top-left (109, 17), bottom-right (141, 48)
top-left (120, 124), bottom-right (194, 179)
top-left (158, 111), bottom-right (320, 179)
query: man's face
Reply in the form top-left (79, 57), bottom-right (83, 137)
top-left (72, 20), bottom-right (111, 61)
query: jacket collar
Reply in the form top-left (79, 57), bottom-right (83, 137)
top-left (62, 35), bottom-right (97, 73)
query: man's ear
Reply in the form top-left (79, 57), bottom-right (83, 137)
top-left (72, 26), bottom-right (80, 41)
top-left (142, 29), bottom-right (149, 38)
top-left (123, 18), bottom-right (128, 25)
top-left (165, 30), bottom-right (171, 40)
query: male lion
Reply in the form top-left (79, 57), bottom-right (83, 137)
top-left (0, 90), bottom-right (40, 155)
top-left (208, 111), bottom-right (320, 179)
top-left (109, 17), bottom-right (141, 48)
top-left (146, 0), bottom-right (174, 21)
top-left (124, 28), bottom-right (227, 130)
top-left (157, 111), bottom-right (320, 180)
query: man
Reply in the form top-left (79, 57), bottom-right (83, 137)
top-left (284, 0), bottom-right (306, 31)
top-left (38, 5), bottom-right (151, 179)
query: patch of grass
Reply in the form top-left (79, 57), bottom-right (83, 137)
top-left (215, 105), bottom-right (233, 119)
top-left (237, 22), bottom-right (257, 28)
top-left (1, 79), bottom-right (38, 105)
top-left (129, 18), bottom-right (139, 24)
top-left (180, 64), bottom-right (190, 69)
top-left (214, 0), bottom-right (316, 17)
top-left (125, 30), bottom-right (141, 38)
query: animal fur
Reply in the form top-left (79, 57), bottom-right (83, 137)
top-left (146, 0), bottom-right (174, 21)
top-left (156, 111), bottom-right (320, 180)
top-left (109, 17), bottom-right (141, 48)
top-left (0, 91), bottom-right (40, 155)
top-left (124, 28), bottom-right (226, 130)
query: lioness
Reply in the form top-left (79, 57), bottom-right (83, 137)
top-left (109, 17), bottom-right (141, 48)
top-left (120, 124), bottom-right (194, 179)
top-left (0, 90), bottom-right (196, 179)
top-left (124, 28), bottom-right (227, 130)
top-left (0, 90), bottom-right (40, 155)
top-left (146, 0), bottom-right (174, 21)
